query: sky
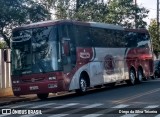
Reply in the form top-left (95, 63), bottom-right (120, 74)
top-left (137, 0), bottom-right (157, 25)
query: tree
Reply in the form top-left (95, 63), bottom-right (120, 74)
top-left (0, 42), bottom-right (7, 49)
top-left (148, 19), bottom-right (160, 55)
top-left (0, 0), bottom-right (50, 47)
top-left (52, 0), bottom-right (108, 21)
top-left (73, 1), bottom-right (108, 22)
top-left (50, 0), bottom-right (148, 29)
top-left (55, 0), bottom-right (70, 19)
top-left (106, 0), bottom-right (149, 28)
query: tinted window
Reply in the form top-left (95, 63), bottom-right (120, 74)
top-left (91, 28), bottom-right (113, 47)
top-left (124, 32), bottom-right (138, 47)
top-left (74, 25), bottom-right (92, 47)
top-left (124, 31), bottom-right (149, 48)
top-left (59, 24), bottom-right (76, 44)
top-left (113, 30), bottom-right (126, 47)
top-left (91, 28), bottom-right (126, 47)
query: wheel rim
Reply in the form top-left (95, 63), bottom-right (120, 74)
top-left (80, 78), bottom-right (87, 92)
top-left (130, 71), bottom-right (135, 84)
top-left (138, 71), bottom-right (143, 82)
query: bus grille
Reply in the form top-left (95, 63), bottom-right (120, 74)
top-left (22, 77), bottom-right (44, 82)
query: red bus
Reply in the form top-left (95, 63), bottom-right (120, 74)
top-left (10, 20), bottom-right (154, 99)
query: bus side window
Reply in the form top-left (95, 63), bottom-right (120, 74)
top-left (124, 32), bottom-right (138, 48)
top-left (75, 25), bottom-right (92, 47)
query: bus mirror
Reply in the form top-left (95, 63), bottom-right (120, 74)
top-left (62, 40), bottom-right (70, 56)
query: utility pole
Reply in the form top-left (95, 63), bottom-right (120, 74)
top-left (157, 0), bottom-right (159, 41)
top-left (135, 0), bottom-right (138, 29)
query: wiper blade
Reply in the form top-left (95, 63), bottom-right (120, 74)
top-left (37, 62), bottom-right (46, 73)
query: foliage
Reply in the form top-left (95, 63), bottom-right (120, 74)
top-left (0, 0), bottom-right (50, 47)
top-left (106, 0), bottom-right (149, 28)
top-left (73, 1), bottom-right (108, 22)
top-left (55, 0), bottom-right (70, 19)
top-left (0, 41), bottom-right (7, 49)
top-left (51, 0), bottom-right (148, 29)
top-left (148, 19), bottom-right (160, 53)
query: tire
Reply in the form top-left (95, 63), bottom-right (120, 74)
top-left (108, 82), bottom-right (116, 87)
top-left (127, 69), bottom-right (136, 85)
top-left (76, 77), bottom-right (87, 94)
top-left (154, 72), bottom-right (158, 79)
top-left (151, 75), bottom-right (156, 79)
top-left (37, 93), bottom-right (49, 100)
top-left (137, 69), bottom-right (143, 83)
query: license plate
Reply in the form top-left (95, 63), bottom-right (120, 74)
top-left (29, 86), bottom-right (39, 90)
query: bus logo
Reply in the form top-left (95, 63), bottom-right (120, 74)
top-left (80, 52), bottom-right (90, 59)
top-left (104, 55), bottom-right (115, 74)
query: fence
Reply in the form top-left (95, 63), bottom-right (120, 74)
top-left (0, 49), bottom-right (12, 96)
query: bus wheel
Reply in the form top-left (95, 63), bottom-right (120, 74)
top-left (137, 69), bottom-right (143, 83)
top-left (108, 82), bottom-right (116, 87)
top-left (127, 69), bottom-right (136, 85)
top-left (76, 77), bottom-right (87, 94)
top-left (151, 72), bottom-right (157, 79)
top-left (37, 93), bottom-right (49, 100)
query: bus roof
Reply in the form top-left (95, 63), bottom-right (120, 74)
top-left (13, 20), bottom-right (147, 33)
top-left (13, 20), bottom-right (124, 31)
top-left (124, 28), bottom-right (149, 34)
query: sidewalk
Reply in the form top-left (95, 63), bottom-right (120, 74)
top-left (0, 94), bottom-right (37, 106)
top-left (0, 87), bottom-right (37, 106)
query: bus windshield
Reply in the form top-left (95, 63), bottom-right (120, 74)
top-left (11, 26), bottom-right (61, 75)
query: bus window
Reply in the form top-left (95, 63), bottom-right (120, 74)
top-left (75, 25), bottom-right (92, 47)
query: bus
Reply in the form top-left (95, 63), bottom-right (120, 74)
top-left (9, 20), bottom-right (154, 99)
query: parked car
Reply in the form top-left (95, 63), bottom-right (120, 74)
top-left (154, 60), bottom-right (160, 78)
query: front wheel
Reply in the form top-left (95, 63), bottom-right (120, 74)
top-left (37, 93), bottom-right (49, 100)
top-left (126, 69), bottom-right (136, 85)
top-left (76, 77), bottom-right (87, 94)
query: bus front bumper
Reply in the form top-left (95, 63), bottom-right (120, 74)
top-left (12, 80), bottom-right (66, 96)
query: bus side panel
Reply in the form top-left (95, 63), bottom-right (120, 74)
top-left (93, 48), bottom-right (129, 84)
top-left (69, 47), bottom-right (130, 90)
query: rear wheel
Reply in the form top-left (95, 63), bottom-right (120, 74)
top-left (108, 82), bottom-right (116, 87)
top-left (151, 75), bottom-right (156, 79)
top-left (152, 72), bottom-right (158, 79)
top-left (127, 69), bottom-right (136, 85)
top-left (76, 77), bottom-right (87, 94)
top-left (37, 93), bottom-right (49, 100)
top-left (137, 69), bottom-right (143, 83)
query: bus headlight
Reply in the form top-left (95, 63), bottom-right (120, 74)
top-left (48, 77), bottom-right (56, 80)
top-left (13, 87), bottom-right (21, 91)
top-left (13, 80), bottom-right (20, 84)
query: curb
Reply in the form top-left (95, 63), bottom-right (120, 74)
top-left (0, 96), bottom-right (37, 107)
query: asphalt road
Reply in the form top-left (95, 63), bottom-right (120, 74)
top-left (1, 78), bottom-right (160, 117)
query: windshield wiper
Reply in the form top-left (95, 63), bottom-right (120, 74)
top-left (37, 62), bottom-right (46, 73)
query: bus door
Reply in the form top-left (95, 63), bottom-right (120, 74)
top-left (60, 24), bottom-right (76, 73)
top-left (62, 38), bottom-right (72, 73)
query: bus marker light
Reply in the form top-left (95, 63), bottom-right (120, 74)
top-left (48, 77), bottom-right (56, 80)
top-left (13, 80), bottom-right (20, 84)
